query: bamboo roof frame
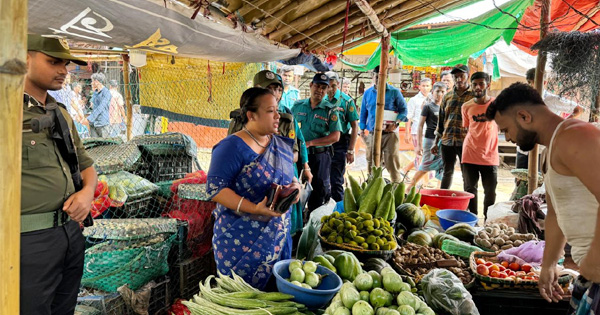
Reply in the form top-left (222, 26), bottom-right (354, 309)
top-left (174, 0), bottom-right (474, 54)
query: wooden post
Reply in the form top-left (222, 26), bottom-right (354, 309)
top-left (0, 0), bottom-right (27, 313)
top-left (373, 35), bottom-right (390, 167)
top-left (591, 89), bottom-right (600, 123)
top-left (529, 0), bottom-right (551, 194)
top-left (122, 54), bottom-right (133, 141)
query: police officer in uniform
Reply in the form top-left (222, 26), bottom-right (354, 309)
top-left (324, 71), bottom-right (359, 202)
top-left (291, 73), bottom-right (342, 213)
top-left (21, 35), bottom-right (97, 314)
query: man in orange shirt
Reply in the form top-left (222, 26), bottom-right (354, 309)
top-left (461, 72), bottom-right (498, 218)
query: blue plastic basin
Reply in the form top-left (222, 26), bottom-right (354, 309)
top-left (436, 209), bottom-right (479, 230)
top-left (273, 259), bottom-right (342, 309)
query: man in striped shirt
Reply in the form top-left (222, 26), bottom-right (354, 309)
top-left (431, 64), bottom-right (474, 189)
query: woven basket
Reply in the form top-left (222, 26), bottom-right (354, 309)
top-left (88, 143), bottom-right (141, 175)
top-left (81, 233), bottom-right (176, 292)
top-left (469, 251), bottom-right (573, 291)
top-left (318, 229), bottom-right (396, 260)
top-left (391, 252), bottom-right (476, 289)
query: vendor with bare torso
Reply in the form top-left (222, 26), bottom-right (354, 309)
top-left (486, 82), bottom-right (600, 314)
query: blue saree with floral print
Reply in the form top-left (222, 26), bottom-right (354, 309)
top-left (207, 134), bottom-right (295, 289)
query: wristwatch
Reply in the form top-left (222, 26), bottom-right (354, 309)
top-left (347, 150), bottom-right (355, 155)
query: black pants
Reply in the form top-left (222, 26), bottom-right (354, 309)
top-left (440, 144), bottom-right (463, 189)
top-left (330, 133), bottom-right (350, 202)
top-left (21, 220), bottom-right (85, 315)
top-left (516, 151), bottom-right (529, 169)
top-left (462, 163), bottom-right (498, 218)
top-left (307, 151), bottom-right (332, 213)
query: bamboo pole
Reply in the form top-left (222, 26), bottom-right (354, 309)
top-left (285, 6), bottom-right (363, 45)
top-left (373, 35), bottom-right (390, 167)
top-left (262, 1), bottom-right (309, 35)
top-left (268, 0), bottom-right (348, 41)
top-left (0, 0), bottom-right (27, 313)
top-left (529, 0), bottom-right (551, 194)
top-left (329, 0), bottom-right (465, 53)
top-left (122, 54), bottom-right (134, 141)
top-left (244, 0), bottom-right (289, 24)
top-left (238, 0), bottom-right (270, 17)
top-left (354, 0), bottom-right (388, 37)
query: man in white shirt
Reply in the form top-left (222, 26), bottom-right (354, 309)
top-left (404, 78), bottom-right (432, 175)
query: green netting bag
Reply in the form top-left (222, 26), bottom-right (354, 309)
top-left (88, 143), bottom-right (142, 175)
top-left (81, 233), bottom-right (176, 292)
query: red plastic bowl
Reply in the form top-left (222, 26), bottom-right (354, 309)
top-left (418, 189), bottom-right (474, 210)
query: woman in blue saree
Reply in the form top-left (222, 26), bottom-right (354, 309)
top-left (207, 88), bottom-right (301, 289)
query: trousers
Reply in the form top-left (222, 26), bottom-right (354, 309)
top-left (330, 133), bottom-right (350, 202)
top-left (20, 220), bottom-right (85, 315)
top-left (462, 163), bottom-right (498, 218)
top-left (440, 144), bottom-right (463, 189)
top-left (307, 150), bottom-right (332, 212)
top-left (366, 132), bottom-right (402, 182)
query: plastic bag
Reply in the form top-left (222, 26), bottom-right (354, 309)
top-left (421, 269), bottom-right (479, 315)
top-left (497, 240), bottom-right (545, 267)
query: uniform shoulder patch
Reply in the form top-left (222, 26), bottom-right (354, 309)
top-left (349, 105), bottom-right (355, 112)
top-left (288, 129), bottom-right (295, 139)
top-left (331, 114), bottom-right (338, 122)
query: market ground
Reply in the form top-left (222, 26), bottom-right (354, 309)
top-left (197, 140), bottom-right (516, 220)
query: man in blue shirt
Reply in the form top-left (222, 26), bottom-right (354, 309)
top-left (87, 72), bottom-right (112, 138)
top-left (279, 66), bottom-right (300, 110)
top-left (359, 65), bottom-right (408, 182)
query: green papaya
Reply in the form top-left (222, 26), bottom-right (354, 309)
top-left (405, 186), bottom-right (416, 204)
top-left (344, 187), bottom-right (357, 213)
top-left (348, 175), bottom-right (363, 204)
top-left (358, 177), bottom-right (385, 215)
top-left (374, 191), bottom-right (393, 219)
top-left (394, 181), bottom-right (406, 208)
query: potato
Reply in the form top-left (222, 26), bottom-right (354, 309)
top-left (514, 240), bottom-right (523, 246)
top-left (491, 244), bottom-right (499, 251)
top-left (480, 239), bottom-right (492, 248)
top-left (501, 244), bottom-right (513, 250)
top-left (495, 238), bottom-right (505, 246)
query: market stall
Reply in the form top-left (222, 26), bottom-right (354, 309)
top-left (156, 166), bottom-right (576, 315)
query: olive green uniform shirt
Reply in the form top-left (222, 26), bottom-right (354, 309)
top-left (22, 94), bottom-right (94, 215)
top-left (324, 89), bottom-right (359, 135)
top-left (291, 98), bottom-right (342, 147)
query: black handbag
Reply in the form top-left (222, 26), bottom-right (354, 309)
top-left (265, 183), bottom-right (300, 213)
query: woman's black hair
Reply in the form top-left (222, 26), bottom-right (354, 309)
top-left (239, 87), bottom-right (274, 124)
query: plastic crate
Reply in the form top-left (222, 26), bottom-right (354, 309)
top-left (170, 252), bottom-right (215, 299)
top-left (77, 293), bottom-right (132, 315)
top-left (149, 276), bottom-right (171, 315)
top-left (110, 193), bottom-right (155, 218)
top-left (137, 144), bottom-right (194, 182)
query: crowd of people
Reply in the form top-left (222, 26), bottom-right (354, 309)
top-left (48, 72), bottom-right (127, 139)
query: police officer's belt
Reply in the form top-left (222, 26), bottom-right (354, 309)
top-left (21, 209), bottom-right (70, 233)
top-left (308, 146), bottom-right (332, 154)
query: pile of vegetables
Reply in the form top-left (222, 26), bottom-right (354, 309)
top-left (345, 167), bottom-right (420, 219)
top-left (183, 272), bottom-right (310, 315)
top-left (421, 269), bottom-right (479, 315)
top-left (320, 212), bottom-right (397, 251)
top-left (473, 223), bottom-right (537, 252)
top-left (324, 266), bottom-right (434, 315)
top-left (287, 260), bottom-right (326, 289)
top-left (393, 243), bottom-right (473, 285)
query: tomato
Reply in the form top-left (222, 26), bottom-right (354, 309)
top-left (489, 264), bottom-right (500, 272)
top-left (507, 276), bottom-right (517, 282)
top-left (500, 261), bottom-right (509, 268)
top-left (476, 258), bottom-right (486, 265)
top-left (506, 270), bottom-right (516, 276)
top-left (509, 262), bottom-right (520, 271)
top-left (527, 272), bottom-right (536, 276)
top-left (497, 272), bottom-right (508, 279)
top-left (490, 270), bottom-right (500, 278)
top-left (484, 261), bottom-right (494, 267)
top-left (521, 264), bottom-right (532, 273)
top-left (524, 276), bottom-right (535, 280)
top-left (498, 265), bottom-right (506, 272)
top-left (477, 264), bottom-right (490, 276)
top-left (516, 271), bottom-right (526, 277)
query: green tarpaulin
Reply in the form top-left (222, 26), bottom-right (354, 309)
top-left (341, 0), bottom-right (533, 71)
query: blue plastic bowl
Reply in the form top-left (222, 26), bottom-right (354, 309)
top-left (273, 259), bottom-right (342, 309)
top-left (436, 209), bottom-right (479, 230)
